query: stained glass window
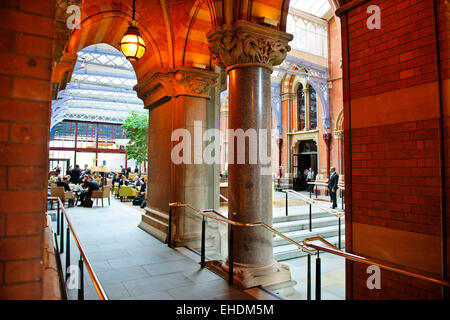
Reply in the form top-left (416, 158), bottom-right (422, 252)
top-left (297, 84), bottom-right (305, 131)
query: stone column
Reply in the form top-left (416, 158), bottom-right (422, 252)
top-left (323, 133), bottom-right (332, 179)
top-left (208, 21), bottom-right (293, 288)
top-left (135, 67), bottom-right (218, 247)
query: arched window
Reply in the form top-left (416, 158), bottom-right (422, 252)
top-left (297, 84), bottom-right (305, 131)
top-left (309, 86), bottom-right (317, 130)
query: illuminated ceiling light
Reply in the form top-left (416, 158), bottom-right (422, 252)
top-left (120, 0), bottom-right (146, 62)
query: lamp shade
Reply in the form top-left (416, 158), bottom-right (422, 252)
top-left (120, 24), bottom-right (146, 62)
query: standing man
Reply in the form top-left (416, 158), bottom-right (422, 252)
top-left (328, 167), bottom-right (339, 209)
top-left (82, 164), bottom-right (91, 177)
top-left (306, 167), bottom-right (312, 192)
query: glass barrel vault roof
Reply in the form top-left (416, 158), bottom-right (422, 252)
top-left (50, 43), bottom-right (145, 129)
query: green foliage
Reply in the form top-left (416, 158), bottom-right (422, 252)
top-left (122, 111), bottom-right (148, 165)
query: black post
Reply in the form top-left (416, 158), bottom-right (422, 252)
top-left (65, 226), bottom-right (70, 281)
top-left (338, 216), bottom-right (341, 249)
top-left (60, 204), bottom-right (64, 254)
top-left (57, 201), bottom-right (60, 236)
top-left (309, 203), bottom-right (312, 231)
top-left (285, 191), bottom-right (288, 217)
top-left (78, 255), bottom-right (84, 300)
top-left (201, 216), bottom-right (206, 268)
top-left (342, 190), bottom-right (344, 210)
top-left (309, 184), bottom-right (312, 198)
top-left (228, 226), bottom-right (234, 285)
top-left (168, 207), bottom-right (172, 248)
top-left (307, 254), bottom-right (311, 300)
top-left (315, 252), bottom-right (321, 300)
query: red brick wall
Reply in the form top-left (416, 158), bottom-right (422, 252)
top-left (0, 0), bottom-right (55, 299)
top-left (342, 0), bottom-right (449, 299)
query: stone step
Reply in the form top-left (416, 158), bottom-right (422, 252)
top-left (273, 216), bottom-right (342, 233)
top-left (274, 235), bottom-right (345, 261)
top-left (273, 211), bottom-right (330, 223)
top-left (273, 225), bottom-right (345, 247)
top-left (144, 208), bottom-right (169, 224)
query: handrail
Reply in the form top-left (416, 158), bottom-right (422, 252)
top-left (219, 194), bottom-right (229, 202)
top-left (285, 189), bottom-right (344, 217)
top-left (169, 202), bottom-right (450, 296)
top-left (48, 196), bottom-right (109, 300)
top-left (169, 202), bottom-right (316, 254)
top-left (169, 201), bottom-right (450, 290)
top-left (302, 236), bottom-right (450, 288)
top-left (308, 181), bottom-right (345, 191)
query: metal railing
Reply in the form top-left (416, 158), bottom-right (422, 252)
top-left (168, 202), bottom-right (315, 286)
top-left (307, 181), bottom-right (345, 210)
top-left (283, 189), bottom-right (344, 249)
top-left (48, 196), bottom-right (108, 300)
top-left (168, 201), bottom-right (450, 300)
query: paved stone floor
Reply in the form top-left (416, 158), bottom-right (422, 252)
top-left (48, 191), bottom-right (345, 300)
top-left (48, 198), bottom-right (255, 300)
top-left (282, 253), bottom-right (345, 300)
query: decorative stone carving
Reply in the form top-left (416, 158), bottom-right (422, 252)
top-left (135, 67), bottom-right (219, 108)
top-left (334, 129), bottom-right (344, 139)
top-left (173, 69), bottom-right (218, 96)
top-left (207, 21), bottom-right (293, 70)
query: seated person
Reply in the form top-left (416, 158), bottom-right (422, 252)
top-left (112, 173), bottom-right (121, 185)
top-left (81, 175), bottom-right (90, 189)
top-left (119, 175), bottom-right (129, 187)
top-left (81, 164), bottom-right (91, 178)
top-left (57, 176), bottom-right (74, 206)
top-left (131, 176), bottom-right (144, 189)
top-left (78, 175), bottom-right (100, 205)
top-left (55, 175), bottom-right (62, 184)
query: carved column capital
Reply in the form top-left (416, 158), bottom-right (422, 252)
top-left (135, 67), bottom-right (219, 109)
top-left (334, 130), bottom-right (344, 139)
top-left (207, 20), bottom-right (293, 72)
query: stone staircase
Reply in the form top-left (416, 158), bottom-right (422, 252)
top-left (273, 209), bottom-right (345, 261)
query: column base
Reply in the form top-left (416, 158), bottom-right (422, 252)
top-left (205, 259), bottom-right (292, 289)
top-left (138, 207), bottom-right (169, 243)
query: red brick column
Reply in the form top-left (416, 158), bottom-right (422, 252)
top-left (341, 0), bottom-right (449, 299)
top-left (0, 1), bottom-right (56, 299)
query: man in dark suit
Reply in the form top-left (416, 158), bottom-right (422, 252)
top-left (328, 167), bottom-right (339, 209)
top-left (57, 176), bottom-right (74, 206)
top-left (70, 164), bottom-right (82, 184)
top-left (78, 175), bottom-right (100, 205)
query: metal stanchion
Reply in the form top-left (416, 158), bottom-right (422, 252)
top-left (228, 226), bottom-right (234, 285)
top-left (65, 226), bottom-right (70, 281)
top-left (316, 252), bottom-right (321, 300)
top-left (309, 202), bottom-right (312, 231)
top-left (338, 216), bottom-right (341, 249)
top-left (57, 200), bottom-right (60, 236)
top-left (285, 191), bottom-right (288, 217)
top-left (78, 255), bottom-right (84, 300)
top-left (60, 203), bottom-right (64, 254)
top-left (201, 216), bottom-right (206, 268)
top-left (168, 207), bottom-right (172, 248)
top-left (307, 254), bottom-right (311, 300)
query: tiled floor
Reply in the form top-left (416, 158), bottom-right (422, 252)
top-left (49, 198), bottom-right (254, 300)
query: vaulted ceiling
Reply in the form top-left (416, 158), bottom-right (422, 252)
top-left (54, 0), bottom-right (343, 89)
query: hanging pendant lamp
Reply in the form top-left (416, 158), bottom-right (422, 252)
top-left (120, 0), bottom-right (146, 62)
